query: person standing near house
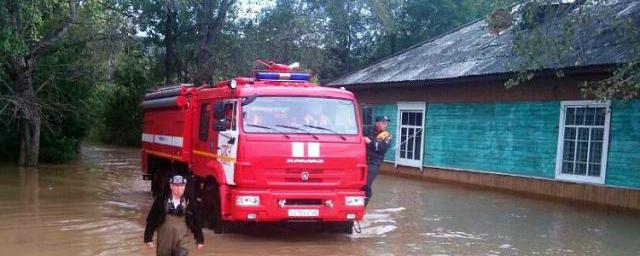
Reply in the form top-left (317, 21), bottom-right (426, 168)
top-left (363, 116), bottom-right (392, 206)
top-left (144, 175), bottom-right (204, 256)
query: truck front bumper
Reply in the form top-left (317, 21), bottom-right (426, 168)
top-left (226, 189), bottom-right (366, 222)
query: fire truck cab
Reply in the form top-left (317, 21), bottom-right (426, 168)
top-left (141, 62), bottom-right (367, 234)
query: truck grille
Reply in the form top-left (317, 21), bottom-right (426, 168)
top-left (283, 199), bottom-right (323, 205)
top-left (264, 169), bottom-right (344, 185)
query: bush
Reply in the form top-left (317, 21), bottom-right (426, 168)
top-left (0, 120), bottom-right (21, 162)
top-left (39, 136), bottom-right (80, 163)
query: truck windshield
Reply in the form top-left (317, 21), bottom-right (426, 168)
top-left (242, 97), bottom-right (358, 135)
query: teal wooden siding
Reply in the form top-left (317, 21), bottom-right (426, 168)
top-left (369, 100), bottom-right (640, 189)
top-left (424, 102), bottom-right (560, 178)
top-left (606, 100), bottom-right (640, 188)
top-left (373, 104), bottom-right (397, 162)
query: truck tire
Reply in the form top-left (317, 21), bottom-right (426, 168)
top-left (330, 221), bottom-right (354, 234)
top-left (151, 170), bottom-right (167, 197)
top-left (201, 181), bottom-right (226, 234)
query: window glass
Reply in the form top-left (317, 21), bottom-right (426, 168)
top-left (243, 97), bottom-right (358, 135)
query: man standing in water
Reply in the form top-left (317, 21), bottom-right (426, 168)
top-left (145, 175), bottom-right (204, 255)
top-left (364, 116), bottom-right (392, 206)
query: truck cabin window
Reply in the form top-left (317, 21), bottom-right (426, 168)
top-left (212, 101), bottom-right (237, 132)
top-left (198, 103), bottom-right (210, 141)
top-left (224, 101), bottom-right (237, 131)
top-left (242, 97), bottom-right (358, 135)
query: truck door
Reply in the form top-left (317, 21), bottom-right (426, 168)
top-left (217, 100), bottom-right (239, 185)
top-left (192, 102), bottom-right (215, 178)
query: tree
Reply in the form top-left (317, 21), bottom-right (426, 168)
top-left (364, 0), bottom-right (500, 62)
top-left (236, 0), bottom-right (335, 79)
top-left (93, 42), bottom-right (157, 146)
top-left (193, 0), bottom-right (237, 83)
top-left (0, 0), bottom-right (121, 166)
top-left (133, 0), bottom-right (191, 83)
top-left (506, 0), bottom-right (640, 99)
top-left (1, 0), bottom-right (81, 166)
top-left (134, 0), bottom-right (237, 84)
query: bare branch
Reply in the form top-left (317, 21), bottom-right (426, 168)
top-left (28, 0), bottom-right (79, 59)
top-left (35, 75), bottom-right (55, 95)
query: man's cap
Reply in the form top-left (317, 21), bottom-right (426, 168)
top-left (169, 175), bottom-right (187, 184)
top-left (375, 116), bottom-right (390, 122)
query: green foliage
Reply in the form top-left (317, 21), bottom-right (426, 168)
top-left (0, 0), bottom-right (111, 164)
top-left (92, 43), bottom-right (156, 146)
top-left (0, 42), bottom-right (96, 163)
top-left (39, 136), bottom-right (80, 163)
top-left (1, 0), bottom-right (527, 163)
top-left (507, 0), bottom-right (640, 99)
top-left (365, 0), bottom-right (501, 60)
top-left (0, 119), bottom-right (20, 162)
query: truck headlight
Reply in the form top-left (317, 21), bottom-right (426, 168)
top-left (345, 196), bottom-right (365, 206)
top-left (236, 196), bottom-right (260, 206)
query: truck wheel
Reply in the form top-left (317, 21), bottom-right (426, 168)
top-left (151, 171), bottom-right (165, 197)
top-left (201, 181), bottom-right (225, 234)
top-left (330, 221), bottom-right (354, 234)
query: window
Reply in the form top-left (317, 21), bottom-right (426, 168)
top-left (399, 111), bottom-right (423, 160)
top-left (242, 97), bottom-right (358, 135)
top-left (223, 101), bottom-right (237, 131)
top-left (555, 101), bottom-right (611, 184)
top-left (361, 105), bottom-right (373, 133)
top-left (198, 103), bottom-right (210, 141)
top-left (396, 102), bottom-right (425, 168)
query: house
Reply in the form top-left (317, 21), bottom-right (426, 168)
top-left (328, 1), bottom-right (640, 210)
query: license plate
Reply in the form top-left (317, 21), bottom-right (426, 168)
top-left (288, 209), bottom-right (319, 217)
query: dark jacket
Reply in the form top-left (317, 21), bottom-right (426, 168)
top-left (144, 194), bottom-right (204, 244)
top-left (366, 128), bottom-right (392, 164)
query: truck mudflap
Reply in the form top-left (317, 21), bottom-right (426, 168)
top-left (225, 189), bottom-right (366, 222)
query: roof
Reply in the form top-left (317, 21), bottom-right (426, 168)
top-left (328, 0), bottom-right (640, 87)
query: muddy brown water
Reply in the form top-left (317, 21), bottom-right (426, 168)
top-left (1, 145), bottom-right (639, 256)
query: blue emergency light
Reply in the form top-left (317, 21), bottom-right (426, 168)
top-left (255, 72), bottom-right (312, 81)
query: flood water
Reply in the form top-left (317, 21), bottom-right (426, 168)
top-left (0, 145), bottom-right (639, 256)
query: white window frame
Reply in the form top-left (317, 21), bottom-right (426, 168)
top-left (395, 102), bottom-right (426, 169)
top-left (555, 100), bottom-right (611, 184)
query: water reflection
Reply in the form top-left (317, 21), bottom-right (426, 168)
top-left (19, 167), bottom-right (39, 210)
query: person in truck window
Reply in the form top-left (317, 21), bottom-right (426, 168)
top-left (303, 103), bottom-right (329, 127)
top-left (274, 108), bottom-right (298, 126)
top-left (248, 109), bottom-right (264, 126)
top-left (144, 175), bottom-right (204, 256)
top-left (224, 103), bottom-right (235, 130)
top-left (363, 116), bottom-right (392, 206)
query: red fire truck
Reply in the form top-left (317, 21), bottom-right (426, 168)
top-left (141, 61), bottom-right (367, 234)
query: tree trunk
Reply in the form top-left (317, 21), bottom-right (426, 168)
top-left (194, 0), bottom-right (236, 84)
top-left (19, 115), bottom-right (41, 167)
top-left (13, 57), bottom-right (41, 167)
top-left (164, 0), bottom-right (177, 84)
top-left (5, 0), bottom-right (77, 166)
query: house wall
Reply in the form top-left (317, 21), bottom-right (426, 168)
top-left (352, 77), bottom-right (640, 209)
top-left (354, 78), bottom-right (583, 104)
top-left (380, 163), bottom-right (640, 210)
top-left (424, 102), bottom-right (559, 179)
top-left (607, 100), bottom-right (640, 188)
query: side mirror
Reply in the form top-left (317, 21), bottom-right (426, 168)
top-left (242, 95), bottom-right (257, 106)
top-left (213, 101), bottom-right (225, 119)
top-left (213, 119), bottom-right (229, 131)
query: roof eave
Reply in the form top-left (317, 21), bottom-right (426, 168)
top-left (328, 64), bottom-right (618, 90)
